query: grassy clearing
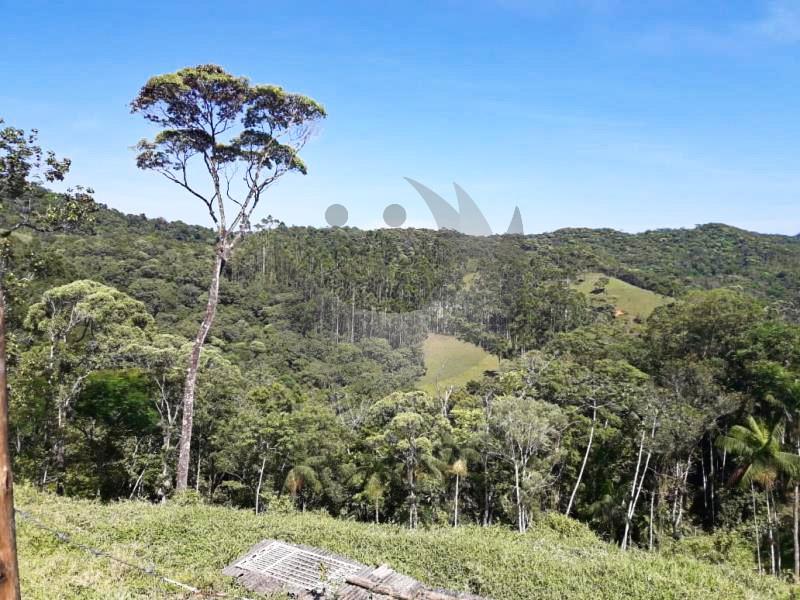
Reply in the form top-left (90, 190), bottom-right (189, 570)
top-left (417, 334), bottom-right (498, 393)
top-left (14, 485), bottom-right (792, 599)
top-left (574, 272), bottom-right (671, 321)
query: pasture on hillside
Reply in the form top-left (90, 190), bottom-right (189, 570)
top-left (573, 272), bottom-right (671, 320)
top-left (417, 334), bottom-right (499, 393)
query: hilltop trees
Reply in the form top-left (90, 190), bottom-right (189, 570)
top-left (131, 65), bottom-right (326, 491)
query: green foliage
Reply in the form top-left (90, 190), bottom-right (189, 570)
top-left (15, 485), bottom-right (793, 599)
top-left (0, 118), bottom-right (96, 243)
top-left (76, 370), bottom-right (157, 433)
top-left (664, 528), bottom-right (756, 569)
top-left (131, 64), bottom-right (325, 232)
top-left (717, 417), bottom-right (800, 488)
top-left (535, 511), bottom-right (602, 544)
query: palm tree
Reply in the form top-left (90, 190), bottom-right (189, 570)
top-left (718, 417), bottom-right (800, 576)
top-left (285, 465), bottom-right (321, 513)
top-left (449, 458), bottom-right (468, 527)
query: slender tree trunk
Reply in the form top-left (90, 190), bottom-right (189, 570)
top-left (766, 490), bottom-right (776, 576)
top-left (407, 464), bottom-right (417, 529)
top-left (0, 289), bottom-right (21, 599)
top-left (350, 288), bottom-right (355, 343)
top-left (566, 402), bottom-right (596, 517)
top-left (195, 445), bottom-right (202, 493)
top-left (53, 407), bottom-right (66, 495)
top-left (482, 456), bottom-right (492, 527)
top-left (175, 246), bottom-right (225, 491)
top-left (622, 429), bottom-right (646, 550)
top-left (708, 439), bottom-right (716, 526)
top-left (700, 450), bottom-right (708, 512)
top-left (255, 455), bottom-right (267, 514)
top-left (453, 474), bottom-right (460, 527)
top-left (752, 482), bottom-right (763, 575)
top-left (129, 468), bottom-right (145, 500)
top-left (622, 417), bottom-right (656, 551)
top-left (648, 489), bottom-right (655, 551)
top-left (794, 483), bottom-right (799, 584)
top-left (672, 455), bottom-right (692, 537)
top-left (514, 463), bottom-right (524, 533)
top-left (157, 428), bottom-right (172, 504)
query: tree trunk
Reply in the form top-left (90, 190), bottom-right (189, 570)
top-left (175, 246), bottom-right (225, 491)
top-left (566, 402), bottom-right (596, 517)
top-left (622, 417), bottom-right (656, 551)
top-left (708, 439), bottom-right (716, 526)
top-left (407, 464), bottom-right (417, 529)
top-left (157, 429), bottom-right (172, 503)
top-left (794, 483), bottom-right (799, 584)
top-left (648, 488), bottom-right (655, 551)
top-left (255, 455), bottom-right (267, 514)
top-left (766, 490), bottom-right (776, 576)
top-left (350, 288), bottom-right (355, 343)
top-left (195, 446), bottom-right (202, 493)
top-left (752, 482), bottom-right (763, 575)
top-left (129, 468), bottom-right (145, 500)
top-left (453, 474), bottom-right (460, 527)
top-left (482, 456), bottom-right (492, 527)
top-left (0, 289), bottom-right (21, 599)
top-left (514, 463), bottom-right (524, 533)
top-left (777, 494), bottom-right (782, 574)
top-left (622, 429), bottom-right (646, 550)
top-left (53, 408), bottom-right (66, 495)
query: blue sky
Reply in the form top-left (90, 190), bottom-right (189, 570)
top-left (2, 0), bottom-right (799, 234)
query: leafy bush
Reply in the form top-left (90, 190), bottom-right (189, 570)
top-left (664, 528), bottom-right (755, 569)
top-left (535, 511), bottom-right (601, 545)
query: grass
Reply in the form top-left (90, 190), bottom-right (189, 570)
top-left (573, 272), bottom-right (671, 321)
top-left (417, 333), bottom-right (499, 393)
top-left (14, 485), bottom-right (793, 599)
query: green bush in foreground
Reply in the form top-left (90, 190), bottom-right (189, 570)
top-left (14, 485), bottom-right (794, 599)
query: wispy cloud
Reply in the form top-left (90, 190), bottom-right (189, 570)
top-left (638, 1), bottom-right (800, 53)
top-left (756, 0), bottom-right (800, 43)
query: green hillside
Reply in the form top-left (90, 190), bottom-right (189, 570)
top-left (418, 334), bottom-right (499, 392)
top-left (574, 272), bottom-right (671, 320)
top-left (15, 485), bottom-right (790, 599)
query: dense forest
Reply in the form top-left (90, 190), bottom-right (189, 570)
top-left (3, 64), bottom-right (800, 596)
top-left (4, 184), bottom-right (800, 581)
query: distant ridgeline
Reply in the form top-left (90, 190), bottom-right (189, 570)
top-left (5, 200), bottom-right (800, 361)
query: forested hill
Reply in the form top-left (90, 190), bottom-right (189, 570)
top-left (9, 200), bottom-right (800, 392)
top-left (7, 198), bottom-right (800, 589)
top-left (28, 203), bottom-right (800, 331)
top-left (7, 199), bottom-right (800, 418)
